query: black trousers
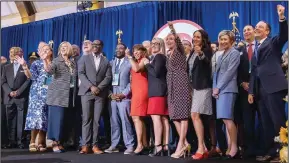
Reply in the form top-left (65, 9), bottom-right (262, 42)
top-left (1, 104), bottom-right (8, 146)
top-left (6, 104), bottom-right (25, 145)
top-left (258, 85), bottom-right (287, 156)
top-left (235, 88), bottom-right (260, 153)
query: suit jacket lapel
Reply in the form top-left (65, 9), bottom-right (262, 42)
top-left (119, 58), bottom-right (128, 73)
top-left (96, 56), bottom-right (105, 75)
top-left (89, 54), bottom-right (97, 72)
top-left (257, 38), bottom-right (269, 62)
top-left (217, 47), bottom-right (233, 72)
top-left (112, 59), bottom-right (116, 75)
top-left (7, 64), bottom-right (14, 82)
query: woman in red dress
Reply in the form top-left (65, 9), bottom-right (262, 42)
top-left (126, 45), bottom-right (149, 154)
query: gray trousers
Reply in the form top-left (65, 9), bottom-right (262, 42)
top-left (81, 95), bottom-right (103, 146)
top-left (109, 100), bottom-right (135, 149)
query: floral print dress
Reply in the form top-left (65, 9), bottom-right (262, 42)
top-left (24, 60), bottom-right (52, 131)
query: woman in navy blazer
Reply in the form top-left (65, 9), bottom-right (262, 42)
top-left (187, 30), bottom-right (213, 160)
top-left (213, 30), bottom-right (240, 159)
top-left (143, 37), bottom-right (170, 156)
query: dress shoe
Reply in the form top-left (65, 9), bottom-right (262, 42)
top-left (6, 143), bottom-right (17, 148)
top-left (18, 143), bottom-right (25, 149)
top-left (92, 145), bottom-right (104, 154)
top-left (104, 146), bottom-right (119, 153)
top-left (270, 157), bottom-right (280, 163)
top-left (79, 145), bottom-right (90, 154)
top-left (256, 155), bottom-right (274, 162)
top-left (222, 151), bottom-right (240, 160)
top-left (1, 145), bottom-right (8, 149)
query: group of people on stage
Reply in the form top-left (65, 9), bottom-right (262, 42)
top-left (1, 4), bottom-right (287, 162)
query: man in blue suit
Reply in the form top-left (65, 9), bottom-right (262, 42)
top-left (248, 5), bottom-right (288, 161)
top-left (104, 43), bottom-right (135, 155)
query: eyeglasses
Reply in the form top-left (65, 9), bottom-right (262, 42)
top-left (151, 42), bottom-right (160, 46)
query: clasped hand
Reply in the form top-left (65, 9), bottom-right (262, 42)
top-left (9, 91), bottom-right (18, 97)
top-left (90, 86), bottom-right (100, 96)
top-left (111, 94), bottom-right (126, 102)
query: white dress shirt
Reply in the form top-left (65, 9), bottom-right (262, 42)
top-left (93, 53), bottom-right (101, 71)
top-left (115, 57), bottom-right (125, 68)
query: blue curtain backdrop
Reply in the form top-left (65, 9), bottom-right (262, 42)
top-left (1, 1), bottom-right (288, 60)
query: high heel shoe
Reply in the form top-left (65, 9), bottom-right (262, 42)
top-left (134, 146), bottom-right (146, 155)
top-left (162, 144), bottom-right (171, 156)
top-left (149, 144), bottom-right (163, 157)
top-left (223, 150), bottom-right (240, 160)
top-left (185, 144), bottom-right (191, 156)
top-left (171, 146), bottom-right (190, 159)
top-left (192, 152), bottom-right (209, 160)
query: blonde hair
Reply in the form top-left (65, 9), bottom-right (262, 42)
top-left (218, 30), bottom-right (235, 43)
top-left (152, 37), bottom-right (166, 54)
top-left (58, 41), bottom-right (73, 57)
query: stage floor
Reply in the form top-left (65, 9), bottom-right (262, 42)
top-left (2, 149), bottom-right (260, 163)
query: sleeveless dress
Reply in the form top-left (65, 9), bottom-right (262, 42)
top-left (130, 59), bottom-right (149, 116)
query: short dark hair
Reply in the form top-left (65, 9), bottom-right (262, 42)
top-left (117, 43), bottom-right (127, 49)
top-left (244, 24), bottom-right (254, 30)
top-left (93, 39), bottom-right (104, 47)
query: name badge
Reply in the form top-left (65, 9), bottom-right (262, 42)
top-left (44, 76), bottom-right (52, 86)
top-left (112, 73), bottom-right (120, 86)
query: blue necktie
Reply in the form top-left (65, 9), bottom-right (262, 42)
top-left (115, 59), bottom-right (120, 73)
top-left (254, 41), bottom-right (261, 61)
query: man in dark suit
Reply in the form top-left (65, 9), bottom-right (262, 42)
top-left (248, 5), bottom-right (288, 161)
top-left (78, 40), bottom-right (112, 154)
top-left (2, 47), bottom-right (31, 148)
top-left (1, 61), bottom-right (9, 148)
top-left (235, 25), bottom-right (261, 158)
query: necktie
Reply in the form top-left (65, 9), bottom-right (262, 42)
top-left (149, 55), bottom-right (154, 63)
top-left (248, 43), bottom-right (253, 61)
top-left (115, 59), bottom-right (120, 73)
top-left (254, 41), bottom-right (261, 61)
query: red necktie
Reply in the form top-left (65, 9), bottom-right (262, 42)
top-left (248, 43), bottom-right (253, 61)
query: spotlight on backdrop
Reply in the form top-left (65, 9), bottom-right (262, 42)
top-left (77, 1), bottom-right (93, 12)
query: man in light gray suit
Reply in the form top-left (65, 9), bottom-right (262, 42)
top-left (104, 43), bottom-right (135, 155)
top-left (78, 40), bottom-right (112, 154)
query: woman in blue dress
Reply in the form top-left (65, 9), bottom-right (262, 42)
top-left (213, 30), bottom-right (240, 159)
top-left (23, 43), bottom-right (53, 152)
